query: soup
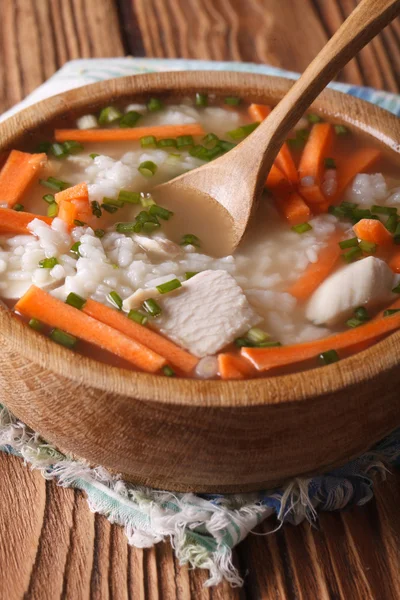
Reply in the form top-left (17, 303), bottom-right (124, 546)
top-left (1, 94), bottom-right (400, 379)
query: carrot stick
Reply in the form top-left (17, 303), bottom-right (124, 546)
top-left (266, 164), bottom-right (292, 193)
top-left (0, 150), bottom-right (47, 207)
top-left (55, 182), bottom-right (89, 204)
top-left (274, 191), bottom-right (312, 226)
top-left (275, 143), bottom-right (299, 184)
top-left (15, 286), bottom-right (166, 373)
top-left (248, 104), bottom-right (271, 121)
top-left (0, 207), bottom-right (52, 234)
top-left (353, 218), bottom-right (393, 248)
top-left (299, 185), bottom-right (330, 214)
top-left (54, 124), bottom-right (206, 143)
top-left (298, 123), bottom-right (333, 185)
top-left (333, 148), bottom-right (381, 202)
top-left (218, 353), bottom-right (256, 379)
top-left (286, 231), bottom-right (343, 301)
top-left (82, 298), bottom-right (198, 374)
top-left (55, 182), bottom-right (92, 228)
top-left (242, 308), bottom-right (400, 371)
top-left (389, 251), bottom-right (400, 273)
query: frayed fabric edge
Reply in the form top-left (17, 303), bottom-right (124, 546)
top-left (0, 405), bottom-right (398, 587)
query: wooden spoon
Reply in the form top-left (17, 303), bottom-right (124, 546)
top-left (153, 0), bottom-right (400, 257)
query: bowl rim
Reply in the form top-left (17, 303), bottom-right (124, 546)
top-left (1, 69), bottom-right (400, 409)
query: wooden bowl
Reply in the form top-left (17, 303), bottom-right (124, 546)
top-left (1, 71), bottom-right (400, 494)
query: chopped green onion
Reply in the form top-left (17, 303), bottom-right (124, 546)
top-left (50, 142), bottom-right (69, 159)
top-left (90, 153), bottom-right (99, 159)
top-left (371, 205), bottom-right (397, 215)
top-left (307, 113), bottom-right (322, 123)
top-left (352, 208), bottom-right (372, 222)
top-left (156, 278), bottom-right (182, 294)
top-left (180, 233), bottom-right (201, 247)
top-left (247, 327), bottom-right (269, 344)
top-left (63, 140), bottom-right (84, 154)
top-left (202, 133), bottom-right (219, 147)
top-left (39, 177), bottom-right (71, 191)
top-left (119, 110), bottom-right (142, 128)
top-left (217, 140), bottom-right (236, 152)
top-left (102, 204), bottom-right (118, 214)
top-left (339, 237), bottom-right (359, 249)
top-left (142, 221), bottom-right (160, 234)
top-left (295, 129), bottom-right (310, 143)
top-left (140, 135), bottom-right (157, 148)
top-left (329, 205), bottom-right (347, 218)
top-left (195, 93), bottom-right (208, 107)
top-left (28, 318), bottom-right (42, 331)
top-left (176, 135), bottom-right (194, 149)
top-left (346, 317), bottom-right (364, 328)
top-left (50, 328), bottom-right (77, 349)
top-left (36, 141), bottom-right (52, 153)
top-left (157, 138), bottom-right (177, 148)
top-left (185, 271), bottom-right (198, 280)
top-left (319, 349), bottom-right (339, 365)
top-left (287, 137), bottom-right (304, 150)
top-left (142, 298), bottom-right (162, 317)
top-left (39, 257), bottom-right (58, 269)
top-left (354, 306), bottom-right (370, 321)
top-left (138, 160), bottom-right (158, 177)
top-left (70, 241), bottom-right (81, 256)
top-left (341, 201), bottom-right (358, 210)
top-left (227, 122), bottom-right (260, 140)
top-left (224, 96), bottom-right (241, 106)
top-left (147, 98), bottom-right (163, 112)
top-left (140, 194), bottom-right (156, 208)
top-left (163, 365), bottom-right (175, 377)
top-left (394, 222), bottom-right (400, 244)
top-left (47, 203), bottom-right (59, 218)
top-left (342, 247), bottom-right (362, 263)
top-left (136, 211), bottom-right (159, 224)
top-left (386, 214), bottom-right (398, 233)
top-left (324, 157), bottom-right (336, 169)
top-left (148, 204), bottom-right (173, 220)
top-left (98, 106), bottom-right (123, 125)
top-left (128, 309), bottom-right (148, 326)
top-left (234, 337), bottom-right (254, 348)
top-left (256, 341), bottom-right (282, 348)
top-left (102, 196), bottom-right (124, 208)
top-left (291, 222), bottom-right (312, 234)
top-left (108, 291), bottom-right (123, 310)
top-left (189, 145), bottom-right (210, 160)
top-left (43, 194), bottom-right (55, 204)
top-left (392, 283), bottom-right (400, 293)
top-left (13, 204), bottom-right (24, 212)
top-left (118, 190), bottom-right (141, 204)
top-left (116, 222), bottom-right (137, 233)
top-left (384, 309), bottom-right (400, 317)
top-left (73, 219), bottom-right (85, 227)
top-left (334, 124), bottom-right (349, 135)
top-left (95, 229), bottom-right (105, 238)
top-left (359, 240), bottom-right (377, 254)
top-left (91, 200), bottom-right (102, 218)
top-left (203, 146), bottom-right (223, 161)
top-left (66, 292), bottom-right (86, 310)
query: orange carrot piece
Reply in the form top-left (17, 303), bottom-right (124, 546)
top-left (0, 150), bottom-right (47, 207)
top-left (299, 185), bottom-right (330, 214)
top-left (266, 164), bottom-right (292, 193)
top-left (218, 353), bottom-right (256, 379)
top-left (333, 148), bottom-right (381, 202)
top-left (57, 201), bottom-right (78, 228)
top-left (274, 191), bottom-right (311, 226)
top-left (54, 124), bottom-right (206, 143)
top-left (15, 286), bottom-right (166, 373)
top-left (248, 103), bottom-right (271, 121)
top-left (55, 182), bottom-right (92, 228)
top-left (286, 231), bottom-right (343, 301)
top-left (275, 142), bottom-right (299, 184)
top-left (298, 123), bottom-right (333, 185)
top-left (82, 298), bottom-right (198, 374)
top-left (242, 309), bottom-right (400, 371)
top-left (389, 251), bottom-right (400, 273)
top-left (353, 218), bottom-right (393, 248)
top-left (55, 182), bottom-right (88, 204)
top-left (0, 207), bottom-right (52, 234)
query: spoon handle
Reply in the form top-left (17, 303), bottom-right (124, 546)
top-left (243, 0), bottom-right (400, 184)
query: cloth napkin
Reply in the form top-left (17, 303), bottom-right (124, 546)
top-left (1, 58), bottom-right (400, 587)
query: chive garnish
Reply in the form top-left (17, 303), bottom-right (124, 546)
top-left (163, 365), bottom-right (175, 377)
top-left (319, 349), bottom-right (339, 365)
top-left (98, 106), bottom-right (123, 125)
top-left (185, 271), bottom-right (198, 280)
top-left (346, 317), bottom-right (364, 328)
top-left (287, 137), bottom-right (304, 150)
top-left (247, 327), bottom-right (269, 344)
top-left (257, 341), bottom-right (282, 348)
top-left (359, 240), bottom-right (377, 254)
top-left (227, 122), bottom-right (260, 140)
top-left (39, 257), bottom-right (58, 269)
top-left (142, 298), bottom-right (162, 317)
top-left (291, 222), bottom-right (312, 234)
top-left (116, 222), bottom-right (137, 233)
top-left (28, 318), bottom-right (42, 331)
top-left (91, 200), bottom-right (102, 218)
top-left (95, 229), bottom-right (105, 238)
top-left (328, 205), bottom-right (347, 218)
top-left (386, 214), bottom-right (398, 233)
top-left (234, 337), bottom-right (252, 347)
top-left (63, 140), bottom-right (84, 154)
top-left (142, 221), bottom-right (160, 234)
top-left (339, 237), bottom-right (358, 249)
top-left (43, 194), bottom-right (55, 204)
top-left (195, 93), bottom-right (208, 107)
top-left (13, 204), bottom-right (24, 212)
top-left (156, 279), bottom-right (182, 294)
top-left (73, 219), bottom-right (85, 226)
top-left (90, 153), bottom-right (99, 159)
top-left (307, 113), bottom-right (322, 123)
top-left (180, 233), bottom-right (201, 247)
top-left (217, 140), bottom-right (236, 152)
top-left (138, 160), bottom-right (158, 177)
top-left (157, 138), bottom-right (177, 148)
top-left (36, 141), bottom-right (52, 153)
top-left (324, 157), bottom-right (336, 169)
top-left (392, 283), bottom-right (400, 293)
top-left (39, 177), bottom-right (71, 192)
top-left (47, 203), bottom-right (59, 218)
top-left (296, 129), bottom-right (310, 143)
top-left (70, 241), bottom-right (81, 256)
top-left (140, 194), bottom-right (156, 208)
top-left (118, 190), bottom-right (141, 204)
top-left (102, 204), bottom-right (118, 214)
top-left (50, 142), bottom-right (69, 159)
top-left (354, 306), bottom-right (370, 321)
top-left (334, 124), bottom-right (349, 135)
top-left (50, 328), bottom-right (77, 349)
top-left (224, 96), bottom-right (241, 106)
top-left (128, 309), bottom-right (148, 326)
top-left (119, 110), bottom-right (141, 128)
top-left (140, 135), bottom-right (157, 149)
top-left (342, 247), bottom-right (362, 263)
top-left (147, 98), bottom-right (163, 112)
top-left (108, 291), bottom-right (123, 310)
top-left (103, 197), bottom-right (124, 208)
top-left (384, 309), bottom-right (400, 317)
top-left (202, 132), bottom-right (219, 147)
top-left (66, 292), bottom-right (86, 310)
top-left (176, 135), bottom-right (194, 149)
top-left (148, 204), bottom-right (173, 220)
top-left (371, 205), bottom-right (397, 215)
top-left (189, 145), bottom-right (209, 159)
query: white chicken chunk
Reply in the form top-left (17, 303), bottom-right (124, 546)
top-left (150, 269), bottom-right (260, 357)
top-left (306, 256), bottom-right (395, 326)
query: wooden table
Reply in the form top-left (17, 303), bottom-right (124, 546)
top-left (1, 1), bottom-right (400, 598)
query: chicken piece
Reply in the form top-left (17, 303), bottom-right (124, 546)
top-left (152, 269), bottom-right (261, 358)
top-left (306, 256), bottom-right (395, 326)
top-left (133, 234), bottom-right (181, 258)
